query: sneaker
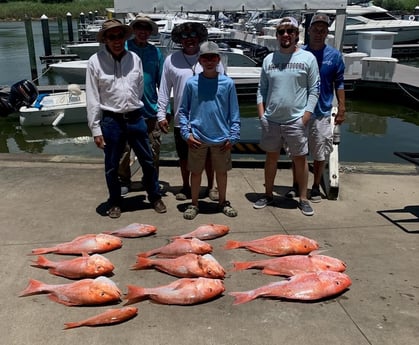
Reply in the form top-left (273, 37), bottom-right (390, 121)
top-left (153, 199), bottom-right (167, 213)
top-left (184, 205), bottom-right (199, 220)
top-left (253, 196), bottom-right (274, 209)
top-left (285, 185), bottom-right (299, 198)
top-left (310, 185), bottom-right (322, 203)
top-left (298, 200), bottom-right (314, 216)
top-left (176, 187), bottom-right (191, 201)
top-left (121, 186), bottom-right (130, 197)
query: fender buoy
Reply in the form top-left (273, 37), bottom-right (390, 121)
top-left (409, 15), bottom-right (415, 21)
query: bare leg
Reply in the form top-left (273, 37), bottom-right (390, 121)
top-left (179, 158), bottom-right (190, 189)
top-left (293, 155), bottom-right (308, 201)
top-left (312, 160), bottom-right (325, 187)
top-left (215, 171), bottom-right (227, 204)
top-left (190, 171), bottom-right (201, 207)
top-left (264, 151), bottom-right (280, 197)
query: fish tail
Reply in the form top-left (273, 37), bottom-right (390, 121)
top-left (130, 257), bottom-right (152, 270)
top-left (232, 261), bottom-right (252, 271)
top-left (18, 279), bottom-right (45, 297)
top-left (31, 255), bottom-right (52, 268)
top-left (224, 240), bottom-right (241, 250)
top-left (63, 322), bottom-right (82, 330)
top-left (229, 291), bottom-right (256, 305)
top-left (124, 285), bottom-right (147, 305)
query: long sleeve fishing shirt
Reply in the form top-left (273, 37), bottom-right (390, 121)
top-left (86, 48), bottom-right (144, 137)
top-left (257, 49), bottom-right (320, 124)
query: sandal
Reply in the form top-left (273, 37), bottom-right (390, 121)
top-left (218, 201), bottom-right (237, 217)
top-left (107, 206), bottom-right (121, 219)
top-left (183, 205), bottom-right (199, 220)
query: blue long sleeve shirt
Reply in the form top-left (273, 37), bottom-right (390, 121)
top-left (178, 73), bottom-right (240, 145)
top-left (303, 44), bottom-right (345, 117)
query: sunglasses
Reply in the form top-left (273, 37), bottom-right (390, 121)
top-left (277, 28), bottom-right (296, 35)
top-left (106, 32), bottom-right (125, 41)
top-left (134, 24), bottom-right (152, 31)
top-left (180, 31), bottom-right (198, 39)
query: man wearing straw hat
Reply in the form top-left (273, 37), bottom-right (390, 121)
top-left (86, 19), bottom-right (166, 218)
top-left (118, 15), bottom-right (167, 194)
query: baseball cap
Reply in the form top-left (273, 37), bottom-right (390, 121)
top-left (276, 16), bottom-right (299, 29)
top-left (199, 41), bottom-right (220, 57)
top-left (310, 13), bottom-right (331, 27)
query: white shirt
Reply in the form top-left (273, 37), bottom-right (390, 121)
top-left (157, 50), bottom-right (224, 127)
top-left (86, 47), bottom-right (144, 137)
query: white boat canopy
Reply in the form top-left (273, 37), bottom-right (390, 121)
top-left (114, 0), bottom-right (347, 13)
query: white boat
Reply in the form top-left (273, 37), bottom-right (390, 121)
top-left (49, 60), bottom-right (88, 84)
top-left (323, 4), bottom-right (419, 45)
top-left (64, 42), bottom-right (101, 60)
top-left (19, 84), bottom-right (87, 127)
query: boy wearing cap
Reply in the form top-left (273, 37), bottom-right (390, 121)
top-left (178, 41), bottom-right (240, 220)
top-left (86, 19), bottom-right (166, 218)
top-left (253, 16), bottom-right (320, 216)
top-left (157, 22), bottom-right (225, 202)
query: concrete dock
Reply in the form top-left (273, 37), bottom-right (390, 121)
top-left (0, 154), bottom-right (418, 345)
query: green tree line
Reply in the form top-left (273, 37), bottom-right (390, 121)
top-left (0, 0), bottom-right (417, 20)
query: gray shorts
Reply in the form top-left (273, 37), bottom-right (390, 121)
top-left (308, 116), bottom-right (333, 161)
top-left (259, 117), bottom-right (308, 157)
top-left (188, 143), bottom-right (232, 173)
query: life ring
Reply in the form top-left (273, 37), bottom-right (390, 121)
top-left (408, 15), bottom-right (415, 21)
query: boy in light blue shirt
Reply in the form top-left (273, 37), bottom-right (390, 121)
top-left (179, 41), bottom-right (240, 220)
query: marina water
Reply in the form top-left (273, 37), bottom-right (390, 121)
top-left (0, 20), bottom-right (418, 164)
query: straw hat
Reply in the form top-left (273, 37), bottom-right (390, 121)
top-left (96, 19), bottom-right (132, 43)
top-left (171, 22), bottom-right (208, 44)
top-left (130, 15), bottom-right (159, 36)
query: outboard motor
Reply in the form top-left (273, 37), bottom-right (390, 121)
top-left (0, 79), bottom-right (38, 117)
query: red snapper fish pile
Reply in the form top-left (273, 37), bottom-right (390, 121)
top-left (19, 222), bottom-right (352, 328)
top-left (225, 234), bottom-right (351, 304)
top-left (19, 223), bottom-right (229, 329)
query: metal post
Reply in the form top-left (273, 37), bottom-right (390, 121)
top-left (24, 16), bottom-right (38, 84)
top-left (66, 12), bottom-right (74, 43)
top-left (40, 15), bottom-right (52, 58)
top-left (57, 17), bottom-right (64, 46)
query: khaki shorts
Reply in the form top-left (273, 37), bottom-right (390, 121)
top-left (188, 143), bottom-right (232, 173)
top-left (308, 116), bottom-right (333, 161)
top-left (259, 117), bottom-right (308, 157)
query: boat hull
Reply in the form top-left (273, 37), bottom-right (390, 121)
top-left (19, 90), bottom-right (87, 127)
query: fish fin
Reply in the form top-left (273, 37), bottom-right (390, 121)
top-left (308, 249), bottom-right (327, 256)
top-left (31, 255), bottom-right (52, 268)
top-left (232, 261), bottom-right (252, 271)
top-left (30, 247), bottom-right (56, 255)
top-left (63, 322), bottom-right (82, 330)
top-left (224, 240), bottom-right (241, 250)
top-left (229, 291), bottom-right (255, 305)
top-left (124, 285), bottom-right (147, 305)
top-left (130, 257), bottom-right (152, 270)
top-left (101, 231), bottom-right (112, 235)
top-left (18, 279), bottom-right (45, 297)
top-left (47, 293), bottom-right (76, 306)
top-left (261, 268), bottom-right (283, 276)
